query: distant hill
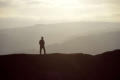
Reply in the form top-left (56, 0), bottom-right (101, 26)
top-left (0, 49), bottom-right (120, 80)
top-left (47, 31), bottom-right (120, 54)
top-left (0, 22), bottom-right (120, 55)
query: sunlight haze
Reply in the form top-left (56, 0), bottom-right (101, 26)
top-left (0, 0), bottom-right (120, 29)
top-left (0, 0), bottom-right (120, 55)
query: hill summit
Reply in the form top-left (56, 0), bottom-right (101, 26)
top-left (0, 49), bottom-right (120, 80)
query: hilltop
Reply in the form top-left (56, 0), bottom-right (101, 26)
top-left (0, 50), bottom-right (120, 80)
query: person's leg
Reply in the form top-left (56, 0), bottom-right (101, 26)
top-left (40, 47), bottom-right (42, 55)
top-left (43, 47), bottom-right (46, 55)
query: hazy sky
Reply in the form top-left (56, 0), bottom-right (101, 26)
top-left (0, 0), bottom-right (120, 26)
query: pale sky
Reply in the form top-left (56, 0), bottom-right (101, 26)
top-left (0, 0), bottom-right (120, 29)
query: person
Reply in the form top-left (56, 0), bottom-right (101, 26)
top-left (39, 36), bottom-right (46, 55)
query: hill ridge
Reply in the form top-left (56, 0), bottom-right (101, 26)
top-left (0, 49), bottom-right (120, 80)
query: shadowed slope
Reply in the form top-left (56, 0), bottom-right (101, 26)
top-left (0, 50), bottom-right (120, 80)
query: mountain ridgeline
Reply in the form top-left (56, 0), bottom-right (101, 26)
top-left (0, 22), bottom-right (120, 54)
top-left (0, 49), bottom-right (120, 80)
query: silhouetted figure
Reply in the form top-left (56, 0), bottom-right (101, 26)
top-left (39, 36), bottom-right (46, 55)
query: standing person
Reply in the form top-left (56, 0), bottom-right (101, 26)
top-left (39, 36), bottom-right (46, 55)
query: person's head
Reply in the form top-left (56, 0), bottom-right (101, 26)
top-left (41, 36), bottom-right (44, 40)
